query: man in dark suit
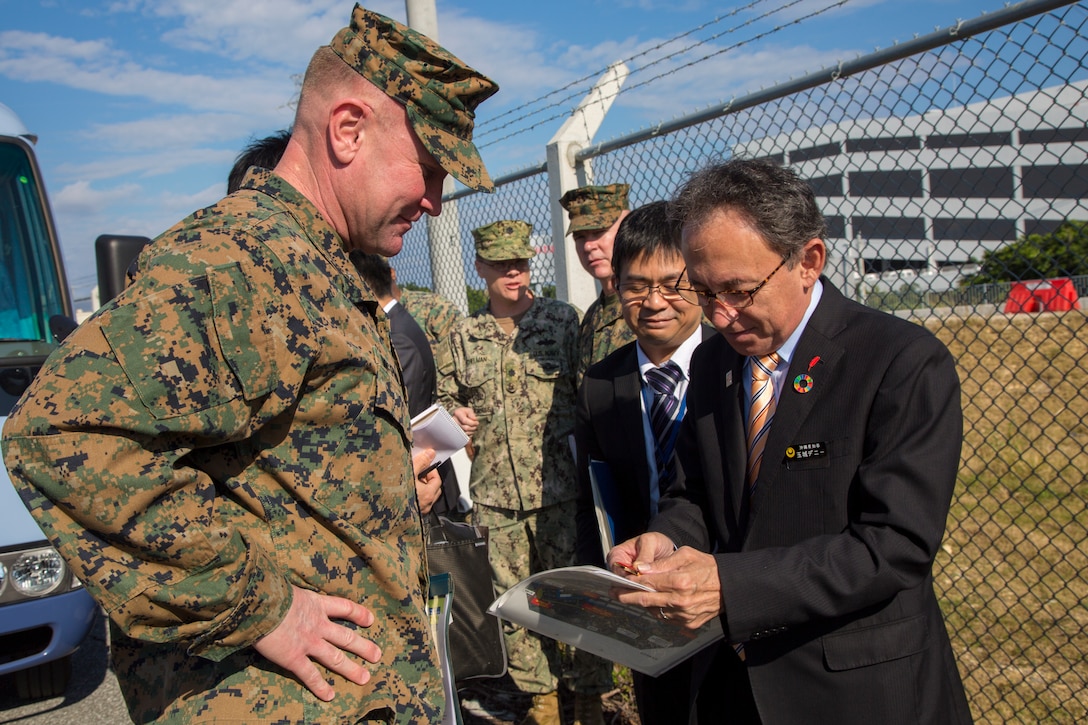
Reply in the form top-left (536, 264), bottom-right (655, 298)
top-left (608, 159), bottom-right (972, 724)
top-left (574, 201), bottom-right (714, 725)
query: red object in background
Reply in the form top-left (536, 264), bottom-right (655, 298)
top-left (1004, 278), bottom-right (1081, 313)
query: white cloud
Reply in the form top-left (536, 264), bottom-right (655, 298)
top-left (55, 147), bottom-right (236, 183)
top-left (0, 30), bottom-right (294, 114)
top-left (129, 0), bottom-right (402, 63)
top-left (81, 112), bottom-right (278, 152)
top-left (439, 10), bottom-right (566, 101)
top-left (52, 179), bottom-right (144, 216)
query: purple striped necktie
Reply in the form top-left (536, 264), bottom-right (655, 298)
top-left (645, 361), bottom-right (683, 488)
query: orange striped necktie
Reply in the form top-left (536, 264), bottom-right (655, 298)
top-left (746, 352), bottom-right (782, 489)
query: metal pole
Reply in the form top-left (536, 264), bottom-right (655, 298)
top-left (405, 0), bottom-right (470, 314)
top-left (545, 62), bottom-right (629, 312)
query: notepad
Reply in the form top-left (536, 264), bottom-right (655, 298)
top-left (411, 404), bottom-right (470, 474)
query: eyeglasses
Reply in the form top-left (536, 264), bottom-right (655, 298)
top-left (478, 258), bottom-right (530, 273)
top-left (674, 257), bottom-right (788, 310)
top-left (617, 281), bottom-right (689, 304)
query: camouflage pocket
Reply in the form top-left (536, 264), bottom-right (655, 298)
top-left (102, 275), bottom-right (243, 418)
top-left (461, 359), bottom-right (498, 415)
top-left (208, 263), bottom-right (278, 401)
top-left (523, 355), bottom-right (566, 381)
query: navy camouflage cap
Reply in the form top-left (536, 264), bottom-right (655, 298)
top-left (472, 220), bottom-right (535, 261)
top-left (558, 183), bottom-right (630, 234)
top-left (329, 4), bottom-right (499, 192)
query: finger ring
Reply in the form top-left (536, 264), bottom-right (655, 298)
top-left (659, 607), bottom-right (669, 620)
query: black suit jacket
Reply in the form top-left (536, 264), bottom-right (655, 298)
top-left (650, 280), bottom-right (972, 724)
top-left (574, 325), bottom-right (716, 568)
top-left (389, 301), bottom-right (459, 514)
top-left (388, 301), bottom-right (436, 418)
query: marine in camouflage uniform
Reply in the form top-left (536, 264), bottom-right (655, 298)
top-left (577, 291), bottom-right (634, 381)
top-left (1, 5), bottom-right (498, 724)
top-left (558, 184), bottom-right (636, 380)
top-left (436, 221), bottom-right (594, 718)
top-left (399, 287), bottom-right (464, 354)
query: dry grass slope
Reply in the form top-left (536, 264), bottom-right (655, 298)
top-left (930, 310), bottom-right (1088, 724)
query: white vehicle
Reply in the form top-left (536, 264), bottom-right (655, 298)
top-left (0, 101), bottom-right (98, 700)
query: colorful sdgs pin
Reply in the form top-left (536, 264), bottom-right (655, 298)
top-left (793, 373), bottom-right (814, 393)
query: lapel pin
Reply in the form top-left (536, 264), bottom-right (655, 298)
top-left (793, 373), bottom-right (813, 394)
top-left (725, 370), bottom-right (734, 387)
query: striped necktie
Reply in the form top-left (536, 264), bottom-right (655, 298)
top-left (734, 352), bottom-right (781, 662)
top-left (645, 361), bottom-right (684, 489)
top-left (746, 352), bottom-right (781, 489)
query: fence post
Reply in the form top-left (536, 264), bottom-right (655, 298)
top-left (405, 0), bottom-right (470, 314)
top-left (546, 62), bottom-right (628, 312)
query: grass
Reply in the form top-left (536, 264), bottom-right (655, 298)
top-left (929, 309), bottom-right (1088, 724)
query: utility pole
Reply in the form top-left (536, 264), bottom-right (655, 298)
top-left (405, 0), bottom-right (470, 314)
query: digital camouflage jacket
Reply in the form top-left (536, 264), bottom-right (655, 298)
top-left (1, 170), bottom-right (443, 724)
top-left (437, 296), bottom-right (579, 511)
top-left (576, 290), bottom-right (636, 382)
top-left (399, 288), bottom-right (463, 353)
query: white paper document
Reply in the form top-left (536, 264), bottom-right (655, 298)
top-left (487, 565), bottom-right (724, 677)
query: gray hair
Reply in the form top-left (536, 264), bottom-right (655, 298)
top-left (671, 158), bottom-right (826, 262)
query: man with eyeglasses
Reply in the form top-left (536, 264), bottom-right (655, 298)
top-left (607, 159), bottom-right (971, 725)
top-left (573, 200), bottom-right (715, 725)
top-left (438, 220), bottom-right (591, 725)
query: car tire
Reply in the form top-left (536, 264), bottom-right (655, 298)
top-left (15, 655), bottom-right (72, 700)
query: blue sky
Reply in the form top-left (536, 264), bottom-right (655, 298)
top-left (0, 0), bottom-right (1013, 306)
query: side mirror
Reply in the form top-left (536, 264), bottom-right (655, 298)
top-left (95, 235), bottom-right (150, 305)
top-left (48, 314), bottom-right (79, 343)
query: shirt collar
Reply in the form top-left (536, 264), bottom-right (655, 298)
top-left (772, 278), bottom-right (823, 369)
top-left (636, 324), bottom-right (705, 381)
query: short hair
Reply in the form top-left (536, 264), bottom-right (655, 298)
top-left (671, 158), bottom-right (826, 261)
top-left (227, 130), bottom-right (291, 194)
top-left (295, 46), bottom-right (369, 130)
top-left (350, 251), bottom-right (394, 297)
top-left (611, 200), bottom-right (682, 279)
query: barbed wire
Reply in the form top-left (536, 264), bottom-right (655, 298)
top-left (473, 0), bottom-right (776, 133)
top-left (475, 0), bottom-right (850, 148)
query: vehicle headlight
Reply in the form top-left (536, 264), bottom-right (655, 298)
top-left (0, 561), bottom-right (6, 594)
top-left (10, 548), bottom-right (65, 596)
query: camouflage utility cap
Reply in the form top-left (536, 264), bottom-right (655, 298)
top-left (330, 4), bottom-right (499, 192)
top-left (559, 183), bottom-right (630, 234)
top-left (473, 220), bottom-right (535, 261)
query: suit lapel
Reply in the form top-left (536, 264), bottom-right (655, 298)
top-left (722, 354), bottom-right (748, 531)
top-left (749, 283), bottom-right (847, 522)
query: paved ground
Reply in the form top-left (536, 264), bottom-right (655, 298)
top-left (0, 609), bottom-right (132, 725)
top-left (0, 615), bottom-right (638, 725)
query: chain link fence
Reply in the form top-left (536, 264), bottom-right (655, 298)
top-left (408, 1), bottom-right (1088, 720)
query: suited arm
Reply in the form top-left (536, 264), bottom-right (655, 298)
top-left (716, 335), bottom-right (961, 641)
top-left (390, 326), bottom-right (425, 415)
